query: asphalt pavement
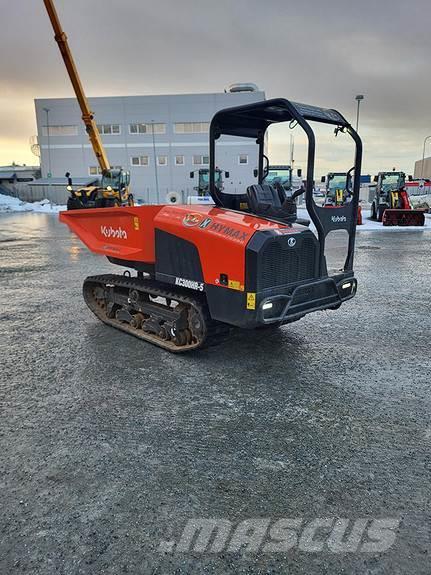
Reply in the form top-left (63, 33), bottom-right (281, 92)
top-left (0, 212), bottom-right (430, 574)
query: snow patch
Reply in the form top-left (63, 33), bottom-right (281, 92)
top-left (0, 193), bottom-right (66, 214)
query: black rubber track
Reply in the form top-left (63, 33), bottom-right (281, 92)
top-left (83, 273), bottom-right (231, 353)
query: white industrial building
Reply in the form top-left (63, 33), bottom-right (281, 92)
top-left (0, 165), bottom-right (40, 201)
top-left (414, 156), bottom-right (431, 180)
top-left (35, 86), bottom-right (266, 203)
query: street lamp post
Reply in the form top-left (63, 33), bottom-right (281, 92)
top-left (151, 121), bottom-right (159, 201)
top-left (355, 95), bottom-right (364, 132)
top-left (43, 107), bottom-right (52, 178)
top-left (420, 135), bottom-right (431, 179)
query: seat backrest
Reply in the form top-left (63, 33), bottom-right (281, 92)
top-left (246, 184), bottom-right (282, 214)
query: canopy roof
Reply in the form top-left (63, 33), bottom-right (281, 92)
top-left (210, 98), bottom-right (349, 139)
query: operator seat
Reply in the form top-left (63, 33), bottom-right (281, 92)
top-left (246, 184), bottom-right (298, 224)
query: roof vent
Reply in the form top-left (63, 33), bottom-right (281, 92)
top-left (227, 83), bottom-right (259, 93)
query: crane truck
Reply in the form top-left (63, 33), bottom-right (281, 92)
top-left (43, 0), bottom-right (133, 209)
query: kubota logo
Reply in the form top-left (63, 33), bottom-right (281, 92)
top-left (331, 215), bottom-right (347, 223)
top-left (100, 225), bottom-right (128, 240)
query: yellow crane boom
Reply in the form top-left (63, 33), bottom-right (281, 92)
top-left (43, 0), bottom-right (110, 173)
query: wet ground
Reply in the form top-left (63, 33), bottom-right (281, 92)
top-left (0, 212), bottom-right (430, 574)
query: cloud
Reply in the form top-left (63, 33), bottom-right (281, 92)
top-left (0, 0), bottom-right (430, 173)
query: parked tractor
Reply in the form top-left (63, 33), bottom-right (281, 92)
top-left (371, 171), bottom-right (425, 226)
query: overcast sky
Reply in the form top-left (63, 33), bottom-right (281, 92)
top-left (1, 0), bottom-right (430, 175)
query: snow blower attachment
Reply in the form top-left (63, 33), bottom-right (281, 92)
top-left (60, 98), bottom-right (362, 352)
top-left (371, 172), bottom-right (425, 226)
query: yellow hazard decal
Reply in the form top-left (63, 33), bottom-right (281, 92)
top-left (246, 292), bottom-right (256, 310)
top-left (229, 280), bottom-right (241, 291)
top-left (133, 217), bottom-right (140, 230)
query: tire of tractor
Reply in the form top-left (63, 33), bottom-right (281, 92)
top-left (67, 197), bottom-right (81, 210)
top-left (377, 205), bottom-right (386, 222)
top-left (103, 198), bottom-right (121, 208)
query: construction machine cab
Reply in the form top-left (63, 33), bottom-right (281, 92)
top-left (262, 165), bottom-right (293, 191)
top-left (101, 169), bottom-right (130, 193)
top-left (209, 98), bottom-right (362, 275)
top-left (190, 168), bottom-right (225, 197)
top-left (323, 171), bottom-right (353, 206)
top-left (378, 171), bottom-right (405, 193)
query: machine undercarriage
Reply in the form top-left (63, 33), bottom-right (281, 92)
top-left (84, 274), bottom-right (231, 352)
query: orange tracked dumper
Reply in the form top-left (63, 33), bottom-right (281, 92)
top-left (43, 1), bottom-right (363, 352)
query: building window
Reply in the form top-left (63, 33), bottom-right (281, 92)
top-left (97, 124), bottom-right (121, 135)
top-left (238, 154), bottom-right (248, 165)
top-left (42, 125), bottom-right (78, 136)
top-left (129, 123), bottom-right (166, 135)
top-left (193, 155), bottom-right (209, 165)
top-left (174, 122), bottom-right (210, 134)
top-left (130, 156), bottom-right (149, 166)
top-left (89, 165), bottom-right (122, 175)
top-left (157, 156), bottom-right (168, 166)
top-left (175, 155), bottom-right (185, 166)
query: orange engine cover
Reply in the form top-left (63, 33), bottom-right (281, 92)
top-left (59, 204), bottom-right (304, 289)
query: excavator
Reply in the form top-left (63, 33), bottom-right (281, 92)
top-left (43, 0), bottom-right (133, 209)
top-left (370, 171), bottom-right (425, 226)
top-left (43, 1), bottom-right (363, 353)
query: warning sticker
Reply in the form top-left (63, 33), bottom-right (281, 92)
top-left (229, 280), bottom-right (242, 291)
top-left (246, 292), bottom-right (256, 310)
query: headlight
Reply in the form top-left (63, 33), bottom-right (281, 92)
top-left (66, 185), bottom-right (73, 192)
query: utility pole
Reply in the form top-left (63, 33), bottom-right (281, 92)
top-left (151, 121), bottom-right (159, 201)
top-left (355, 95), bottom-right (364, 132)
top-left (43, 107), bottom-right (52, 178)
